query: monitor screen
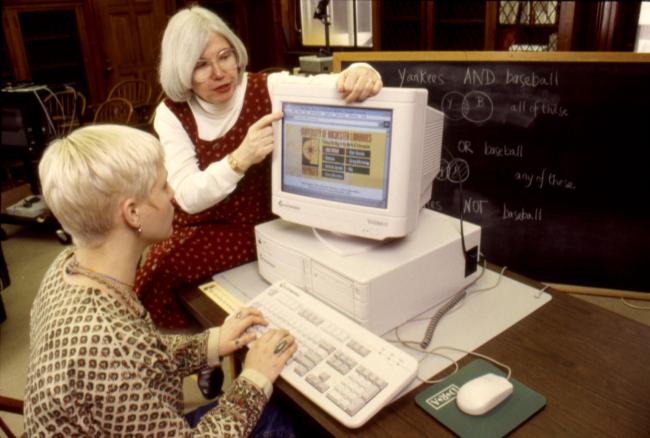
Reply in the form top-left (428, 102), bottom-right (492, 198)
top-left (281, 102), bottom-right (392, 209)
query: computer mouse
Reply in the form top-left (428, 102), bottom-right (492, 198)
top-left (456, 373), bottom-right (513, 416)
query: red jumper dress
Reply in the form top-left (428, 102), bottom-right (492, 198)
top-left (136, 73), bottom-right (274, 328)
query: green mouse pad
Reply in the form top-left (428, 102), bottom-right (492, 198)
top-left (415, 359), bottom-right (546, 438)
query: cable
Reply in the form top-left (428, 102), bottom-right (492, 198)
top-left (385, 260), bottom-right (512, 378)
top-left (393, 334), bottom-right (513, 384)
top-left (420, 346), bottom-right (512, 384)
top-left (621, 298), bottom-right (650, 310)
top-left (420, 288), bottom-right (467, 349)
top-left (387, 259), bottom-right (556, 387)
top-left (436, 147), bottom-right (477, 266)
top-left (418, 251), bottom-right (491, 349)
top-left (390, 261), bottom-right (552, 386)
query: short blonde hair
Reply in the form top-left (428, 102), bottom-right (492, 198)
top-left (38, 125), bottom-right (164, 247)
top-left (159, 5), bottom-right (248, 102)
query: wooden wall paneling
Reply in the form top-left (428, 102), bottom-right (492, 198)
top-left (2, 7), bottom-right (30, 80)
top-left (595, 1), bottom-right (619, 50)
top-left (372, 0), bottom-right (382, 50)
top-left (265, 0), bottom-right (290, 69)
top-left (76, 1), bottom-right (105, 105)
top-left (483, 1), bottom-right (498, 50)
top-left (92, 0), bottom-right (168, 100)
top-left (557, 1), bottom-right (577, 50)
top-left (2, 1), bottom-right (104, 104)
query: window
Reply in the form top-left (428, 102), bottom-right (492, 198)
top-left (497, 1), bottom-right (560, 51)
top-left (636, 1), bottom-right (650, 52)
top-left (299, 0), bottom-right (373, 48)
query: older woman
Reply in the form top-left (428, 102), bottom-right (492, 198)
top-left (25, 125), bottom-right (297, 436)
top-left (135, 5), bottom-right (383, 330)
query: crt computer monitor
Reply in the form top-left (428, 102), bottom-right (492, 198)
top-left (270, 83), bottom-right (444, 241)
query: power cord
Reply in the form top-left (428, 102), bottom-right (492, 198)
top-left (387, 262), bottom-right (526, 383)
top-left (420, 288), bottom-right (467, 349)
top-left (418, 257), bottom-right (490, 349)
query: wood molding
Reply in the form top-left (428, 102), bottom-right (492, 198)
top-left (333, 50), bottom-right (650, 71)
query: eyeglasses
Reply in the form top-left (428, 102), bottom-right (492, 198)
top-left (193, 48), bottom-right (238, 82)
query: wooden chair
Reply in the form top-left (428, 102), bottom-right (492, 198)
top-left (92, 97), bottom-right (134, 125)
top-left (152, 88), bottom-right (165, 108)
top-left (43, 89), bottom-right (87, 136)
top-left (107, 79), bottom-right (152, 124)
top-left (0, 395), bottom-right (24, 438)
top-left (144, 89), bottom-right (165, 132)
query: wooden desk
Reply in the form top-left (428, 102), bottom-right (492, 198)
top-left (180, 269), bottom-right (650, 437)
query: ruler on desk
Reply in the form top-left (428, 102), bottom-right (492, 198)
top-left (199, 281), bottom-right (242, 315)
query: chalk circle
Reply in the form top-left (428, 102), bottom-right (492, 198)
top-left (435, 158), bottom-right (470, 184)
top-left (462, 91), bottom-right (493, 123)
top-left (441, 91), bottom-right (465, 121)
top-left (447, 158), bottom-right (470, 184)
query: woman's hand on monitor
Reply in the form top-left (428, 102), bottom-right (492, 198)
top-left (337, 66), bottom-right (383, 103)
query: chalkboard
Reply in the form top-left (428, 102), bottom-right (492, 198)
top-left (335, 52), bottom-right (650, 293)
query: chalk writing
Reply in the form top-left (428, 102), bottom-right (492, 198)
top-left (464, 197), bottom-right (490, 215)
top-left (437, 158), bottom-right (470, 184)
top-left (484, 141), bottom-right (524, 158)
top-left (440, 91), bottom-right (465, 121)
top-left (339, 57), bottom-right (650, 291)
top-left (441, 91), bottom-right (494, 123)
top-left (457, 139), bottom-right (474, 154)
top-left (397, 68), bottom-right (445, 87)
top-left (462, 91), bottom-right (494, 123)
top-left (514, 169), bottom-right (544, 189)
top-left (510, 100), bottom-right (569, 117)
top-left (505, 69), bottom-right (559, 88)
top-left (502, 203), bottom-right (543, 221)
top-left (514, 168), bottom-right (577, 190)
top-left (463, 68), bottom-right (496, 86)
top-left (426, 199), bottom-right (443, 211)
top-left (547, 171), bottom-right (577, 189)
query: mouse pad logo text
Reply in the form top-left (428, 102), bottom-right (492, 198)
top-left (425, 384), bottom-right (459, 411)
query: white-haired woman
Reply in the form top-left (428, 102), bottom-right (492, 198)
top-left (135, 5), bottom-right (383, 331)
top-left (25, 125), bottom-right (298, 436)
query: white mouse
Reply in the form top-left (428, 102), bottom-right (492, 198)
top-left (456, 373), bottom-right (514, 416)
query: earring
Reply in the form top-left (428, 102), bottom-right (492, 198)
top-left (136, 224), bottom-right (143, 233)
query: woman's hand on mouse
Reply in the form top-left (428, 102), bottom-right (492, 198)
top-left (231, 111), bottom-right (283, 172)
top-left (243, 328), bottom-right (297, 382)
top-left (337, 66), bottom-right (383, 103)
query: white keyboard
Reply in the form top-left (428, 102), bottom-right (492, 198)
top-left (245, 281), bottom-right (418, 428)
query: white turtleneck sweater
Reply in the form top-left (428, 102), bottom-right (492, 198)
top-left (153, 67), bottom-right (370, 214)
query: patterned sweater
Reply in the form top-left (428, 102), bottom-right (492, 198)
top-left (25, 248), bottom-right (268, 437)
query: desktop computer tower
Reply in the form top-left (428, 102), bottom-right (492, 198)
top-left (255, 209), bottom-right (481, 335)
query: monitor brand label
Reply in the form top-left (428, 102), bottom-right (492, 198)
top-left (367, 218), bottom-right (388, 227)
top-left (278, 200), bottom-right (300, 210)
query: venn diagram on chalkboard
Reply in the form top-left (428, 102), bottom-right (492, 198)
top-left (441, 90), bottom-right (494, 123)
